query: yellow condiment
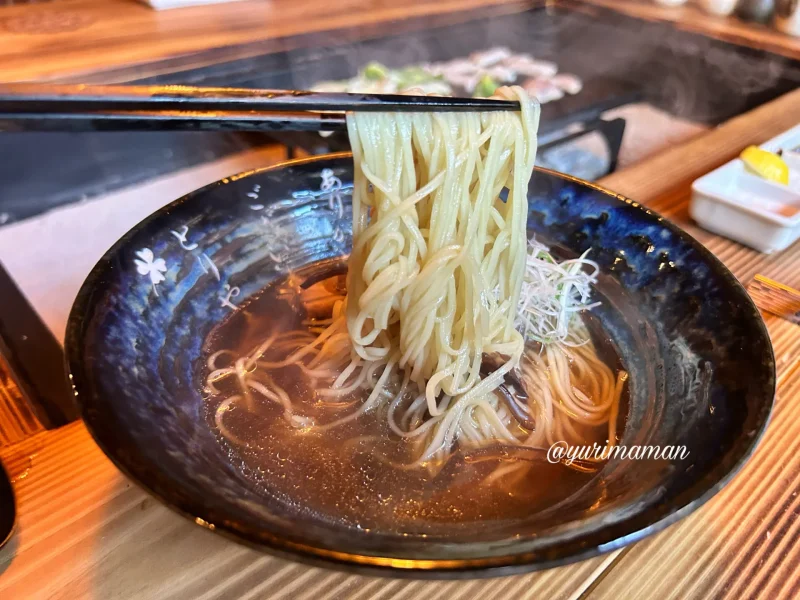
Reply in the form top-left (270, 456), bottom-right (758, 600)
top-left (740, 146), bottom-right (790, 185)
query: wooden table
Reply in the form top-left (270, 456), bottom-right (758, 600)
top-left (583, 0), bottom-right (800, 62)
top-left (1, 1), bottom-right (800, 598)
top-left (0, 0), bottom-right (527, 83)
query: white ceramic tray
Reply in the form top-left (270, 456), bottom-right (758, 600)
top-left (690, 124), bottom-right (800, 254)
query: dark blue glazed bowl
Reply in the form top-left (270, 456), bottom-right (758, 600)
top-left (65, 154), bottom-right (775, 578)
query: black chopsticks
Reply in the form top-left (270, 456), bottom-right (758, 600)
top-left (0, 83), bottom-right (521, 112)
top-left (0, 110), bottom-right (348, 133)
top-left (0, 83), bottom-right (520, 133)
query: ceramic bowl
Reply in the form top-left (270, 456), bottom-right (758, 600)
top-left (65, 154), bottom-right (775, 577)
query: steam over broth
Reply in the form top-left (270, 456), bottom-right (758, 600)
top-left (201, 263), bottom-right (628, 534)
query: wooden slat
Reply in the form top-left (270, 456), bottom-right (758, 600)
top-left (0, 0), bottom-right (524, 83)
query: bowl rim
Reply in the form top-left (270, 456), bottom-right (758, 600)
top-left (64, 153), bottom-right (776, 579)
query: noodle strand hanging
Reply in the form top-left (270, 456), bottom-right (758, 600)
top-left (206, 86), bottom-right (627, 477)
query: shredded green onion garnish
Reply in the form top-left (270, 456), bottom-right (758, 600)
top-left (516, 239), bottom-right (600, 346)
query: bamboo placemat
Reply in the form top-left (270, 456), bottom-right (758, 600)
top-left (0, 89), bottom-right (799, 598)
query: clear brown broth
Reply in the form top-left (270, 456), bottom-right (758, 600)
top-left (201, 261), bottom-right (628, 535)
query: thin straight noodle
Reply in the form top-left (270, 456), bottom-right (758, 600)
top-left (207, 88), bottom-right (628, 475)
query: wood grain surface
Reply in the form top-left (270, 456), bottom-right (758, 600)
top-left (582, 0), bottom-right (800, 61)
top-left (0, 0), bottom-right (526, 83)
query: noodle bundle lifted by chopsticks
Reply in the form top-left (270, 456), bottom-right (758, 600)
top-left (344, 86), bottom-right (539, 423)
top-left (208, 86), bottom-right (626, 473)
